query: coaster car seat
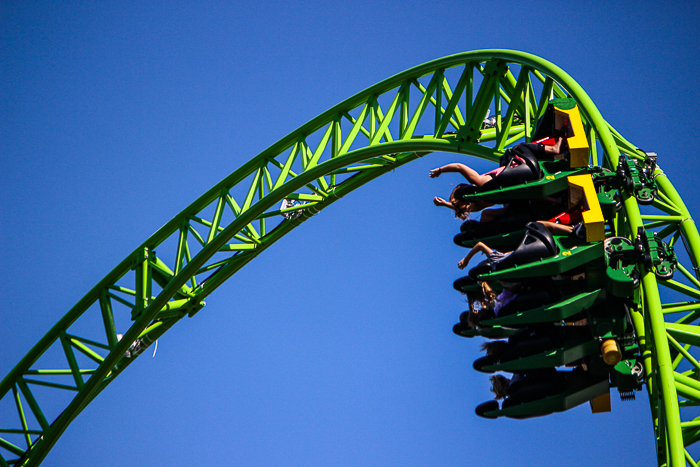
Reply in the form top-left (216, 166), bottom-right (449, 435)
top-left (455, 200), bottom-right (566, 247)
top-left (456, 210), bottom-right (536, 243)
top-left (472, 327), bottom-right (589, 373)
top-left (473, 334), bottom-right (561, 373)
top-left (475, 369), bottom-right (609, 419)
top-left (502, 372), bottom-right (566, 411)
top-left (497, 282), bottom-right (562, 317)
top-left (475, 369), bottom-right (564, 419)
top-left (455, 149), bottom-right (544, 200)
top-left (468, 222), bottom-right (558, 279)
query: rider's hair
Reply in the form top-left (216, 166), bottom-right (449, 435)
top-left (449, 184), bottom-right (472, 220)
top-left (480, 340), bottom-right (509, 357)
top-left (489, 374), bottom-right (511, 400)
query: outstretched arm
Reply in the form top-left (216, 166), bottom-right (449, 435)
top-left (543, 137), bottom-right (565, 155)
top-left (458, 242), bottom-right (493, 270)
top-left (433, 196), bottom-right (454, 208)
top-left (429, 163), bottom-right (492, 187)
top-left (538, 220), bottom-right (574, 235)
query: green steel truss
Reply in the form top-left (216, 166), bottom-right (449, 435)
top-left (1, 50), bottom-right (698, 467)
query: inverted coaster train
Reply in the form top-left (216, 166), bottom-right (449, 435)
top-left (1, 50), bottom-right (698, 467)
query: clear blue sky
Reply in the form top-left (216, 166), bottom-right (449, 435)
top-left (2, 1), bottom-right (700, 466)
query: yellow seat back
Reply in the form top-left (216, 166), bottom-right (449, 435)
top-left (553, 101), bottom-right (590, 168)
top-left (568, 174), bottom-right (605, 242)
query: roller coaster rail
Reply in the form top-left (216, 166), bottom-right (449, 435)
top-left (1, 49), bottom-right (699, 467)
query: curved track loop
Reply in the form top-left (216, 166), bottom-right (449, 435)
top-left (1, 50), bottom-right (698, 467)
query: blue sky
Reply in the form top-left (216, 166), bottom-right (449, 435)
top-left (2, 1), bottom-right (700, 466)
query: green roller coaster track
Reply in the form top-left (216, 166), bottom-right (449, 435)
top-left (1, 49), bottom-right (699, 467)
